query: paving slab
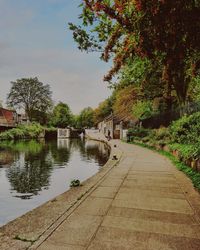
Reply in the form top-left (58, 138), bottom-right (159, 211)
top-left (99, 177), bottom-right (124, 187)
top-left (122, 178), bottom-right (179, 188)
top-left (89, 226), bottom-right (200, 250)
top-left (128, 171), bottom-right (173, 177)
top-left (107, 206), bottom-right (198, 224)
top-left (38, 242), bottom-right (84, 250)
top-left (126, 174), bottom-right (175, 181)
top-left (73, 197), bottom-right (112, 216)
top-left (122, 180), bottom-right (179, 190)
top-left (40, 214), bottom-right (102, 247)
top-left (112, 196), bottom-right (193, 214)
top-left (129, 164), bottom-right (171, 172)
top-left (116, 187), bottom-right (185, 200)
top-left (91, 186), bottom-right (119, 198)
top-left (102, 215), bottom-right (200, 239)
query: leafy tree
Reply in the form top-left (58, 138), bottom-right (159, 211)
top-left (50, 102), bottom-right (72, 128)
top-left (132, 100), bottom-right (155, 120)
top-left (70, 0), bottom-right (200, 107)
top-left (76, 107), bottom-right (94, 128)
top-left (187, 75), bottom-right (200, 102)
top-left (93, 96), bottom-right (115, 124)
top-left (113, 85), bottom-right (137, 120)
top-left (7, 77), bottom-right (52, 122)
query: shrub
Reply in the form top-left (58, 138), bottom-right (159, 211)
top-left (127, 127), bottom-right (153, 141)
top-left (170, 112), bottom-right (200, 144)
top-left (0, 123), bottom-right (44, 140)
top-left (168, 143), bottom-right (200, 161)
top-left (127, 126), bottom-right (171, 146)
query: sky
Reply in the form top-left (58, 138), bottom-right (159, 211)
top-left (0, 0), bottom-right (111, 114)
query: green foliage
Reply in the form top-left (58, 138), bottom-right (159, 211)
top-left (127, 111), bottom-right (200, 190)
top-left (152, 127), bottom-right (171, 144)
top-left (116, 57), bottom-right (164, 103)
top-left (127, 126), bottom-right (171, 145)
top-left (188, 76), bottom-right (200, 102)
top-left (45, 127), bottom-right (57, 132)
top-left (7, 77), bottom-right (53, 123)
top-left (68, 23), bottom-right (102, 52)
top-left (117, 57), bottom-right (150, 88)
top-left (70, 1), bottom-right (200, 107)
top-left (76, 107), bottom-right (94, 128)
top-left (50, 102), bottom-right (73, 128)
top-left (132, 100), bottom-right (155, 120)
top-left (170, 112), bottom-right (200, 144)
top-left (128, 127), bottom-right (152, 140)
top-left (0, 123), bottom-right (44, 140)
top-left (129, 112), bottom-right (200, 147)
top-left (0, 140), bottom-right (44, 155)
top-left (94, 96), bottom-right (114, 124)
top-left (113, 85), bottom-right (136, 120)
top-left (168, 143), bottom-right (200, 161)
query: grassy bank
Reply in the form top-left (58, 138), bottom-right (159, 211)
top-left (0, 123), bottom-right (56, 140)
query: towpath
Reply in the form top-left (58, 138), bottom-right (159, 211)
top-left (32, 135), bottom-right (200, 250)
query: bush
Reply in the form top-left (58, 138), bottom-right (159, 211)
top-left (150, 127), bottom-right (171, 145)
top-left (0, 123), bottom-right (44, 140)
top-left (127, 127), bottom-right (152, 141)
top-left (169, 143), bottom-right (200, 161)
top-left (170, 112), bottom-right (200, 144)
top-left (127, 126), bottom-right (171, 146)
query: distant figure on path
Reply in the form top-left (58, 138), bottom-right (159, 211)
top-left (107, 130), bottom-right (111, 141)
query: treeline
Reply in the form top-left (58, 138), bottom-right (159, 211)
top-left (5, 77), bottom-right (97, 129)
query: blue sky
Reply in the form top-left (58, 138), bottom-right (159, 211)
top-left (0, 0), bottom-right (111, 113)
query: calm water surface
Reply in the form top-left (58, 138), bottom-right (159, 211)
top-left (0, 138), bottom-right (110, 226)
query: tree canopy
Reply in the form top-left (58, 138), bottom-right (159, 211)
top-left (7, 77), bottom-right (52, 123)
top-left (70, 0), bottom-right (200, 107)
top-left (93, 96), bottom-right (114, 125)
top-left (76, 107), bottom-right (94, 128)
top-left (50, 102), bottom-right (73, 128)
top-left (113, 85), bottom-right (137, 120)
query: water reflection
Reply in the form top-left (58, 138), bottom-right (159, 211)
top-left (50, 140), bottom-right (71, 166)
top-left (0, 139), bottom-right (109, 200)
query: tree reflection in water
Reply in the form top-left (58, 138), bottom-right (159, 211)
top-left (0, 139), bottom-right (109, 200)
top-left (5, 140), bottom-right (53, 199)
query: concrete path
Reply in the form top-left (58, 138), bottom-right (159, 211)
top-left (34, 140), bottom-right (200, 250)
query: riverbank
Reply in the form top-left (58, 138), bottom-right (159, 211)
top-left (0, 123), bottom-right (58, 141)
top-left (0, 134), bottom-right (121, 250)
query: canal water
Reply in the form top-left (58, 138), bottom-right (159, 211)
top-left (0, 138), bottom-right (110, 226)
